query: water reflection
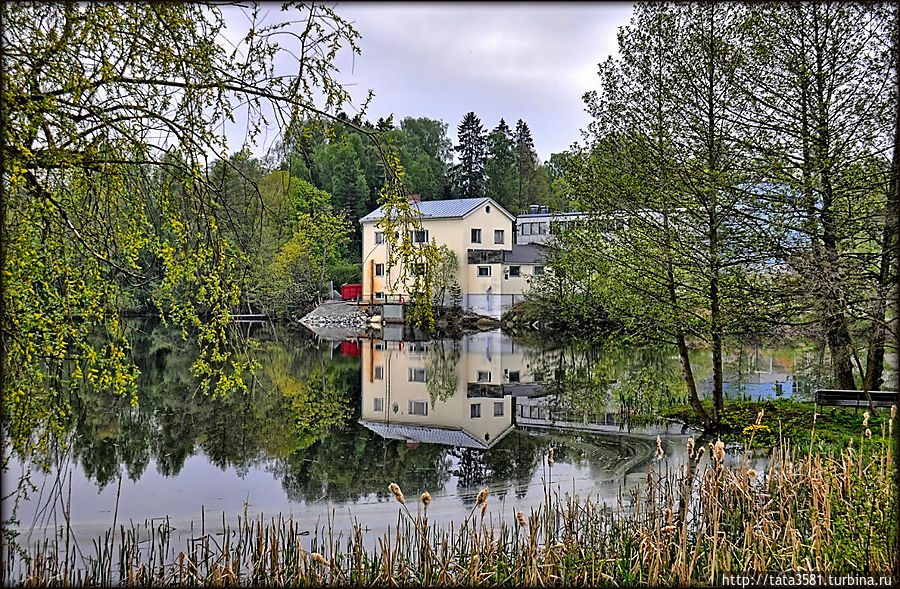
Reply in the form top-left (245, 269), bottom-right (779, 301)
top-left (2, 322), bottom-right (835, 562)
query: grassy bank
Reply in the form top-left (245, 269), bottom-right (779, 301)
top-left (662, 399), bottom-right (896, 451)
top-left (5, 418), bottom-right (895, 587)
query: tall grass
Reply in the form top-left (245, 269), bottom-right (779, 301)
top-left (5, 425), bottom-right (895, 586)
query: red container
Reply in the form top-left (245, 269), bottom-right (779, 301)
top-left (341, 283), bottom-right (362, 300)
top-left (340, 341), bottom-right (361, 356)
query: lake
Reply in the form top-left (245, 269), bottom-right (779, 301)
top-left (1, 321), bottom-right (831, 577)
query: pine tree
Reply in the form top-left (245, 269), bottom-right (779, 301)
top-left (452, 111), bottom-right (487, 198)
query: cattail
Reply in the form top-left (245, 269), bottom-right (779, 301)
top-left (663, 507), bottom-right (672, 525)
top-left (471, 554), bottom-right (480, 568)
top-left (547, 446), bottom-right (554, 466)
top-left (755, 410), bottom-right (764, 425)
top-left (476, 488), bottom-right (488, 507)
top-left (865, 428), bottom-right (872, 439)
top-left (421, 491), bottom-right (431, 508)
top-left (696, 447), bottom-right (706, 460)
top-left (656, 436), bottom-right (664, 459)
top-left (481, 502), bottom-right (488, 517)
top-left (516, 510), bottom-right (527, 527)
top-left (891, 405), bottom-right (896, 420)
top-left (863, 411), bottom-right (870, 428)
top-left (748, 469), bottom-right (757, 479)
top-left (310, 552), bottom-right (327, 566)
top-left (713, 439), bottom-right (725, 462)
top-left (813, 412), bottom-right (818, 425)
top-left (389, 482), bottom-right (405, 504)
top-left (686, 437), bottom-right (695, 457)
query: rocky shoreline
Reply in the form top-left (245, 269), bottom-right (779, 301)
top-left (297, 301), bottom-right (505, 338)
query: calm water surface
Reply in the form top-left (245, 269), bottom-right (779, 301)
top-left (2, 321), bottom-right (830, 559)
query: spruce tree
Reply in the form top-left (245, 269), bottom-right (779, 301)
top-left (452, 111), bottom-right (487, 198)
top-left (485, 119), bottom-right (517, 210)
top-left (513, 119), bottom-right (539, 213)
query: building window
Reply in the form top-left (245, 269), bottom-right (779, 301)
top-left (411, 230), bottom-right (429, 243)
top-left (538, 222), bottom-right (547, 235)
top-left (494, 402), bottom-right (504, 417)
top-left (374, 397), bottom-right (384, 412)
top-left (494, 229), bottom-right (504, 244)
top-left (471, 228), bottom-right (482, 243)
top-left (409, 400), bottom-right (428, 415)
top-left (485, 205), bottom-right (491, 214)
top-left (375, 263), bottom-right (385, 277)
top-left (408, 368), bottom-right (427, 382)
top-left (375, 291), bottom-right (384, 300)
top-left (507, 370), bottom-right (520, 383)
top-left (534, 265), bottom-right (545, 276)
top-left (375, 231), bottom-right (384, 244)
top-left (374, 366), bottom-right (384, 380)
top-left (521, 223), bottom-right (532, 236)
top-left (477, 371), bottom-right (491, 382)
top-left (470, 403), bottom-right (482, 418)
top-left (508, 266), bottom-right (520, 277)
top-left (478, 266), bottom-right (491, 277)
top-left (533, 371), bottom-right (544, 382)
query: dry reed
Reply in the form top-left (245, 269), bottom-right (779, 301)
top-left (5, 430), bottom-right (895, 586)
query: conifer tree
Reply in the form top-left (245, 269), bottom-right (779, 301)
top-left (513, 119), bottom-right (539, 213)
top-left (452, 111), bottom-right (487, 198)
top-left (485, 119), bottom-right (517, 210)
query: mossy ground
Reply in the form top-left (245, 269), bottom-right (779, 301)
top-left (661, 398), bottom-right (895, 451)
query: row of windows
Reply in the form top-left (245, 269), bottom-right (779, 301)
top-left (518, 222), bottom-right (548, 236)
top-left (374, 368), bottom-right (540, 384)
top-left (374, 264), bottom-right (544, 279)
top-left (470, 228), bottom-right (505, 244)
top-left (372, 263), bottom-right (423, 278)
top-left (375, 230), bottom-right (429, 244)
top-left (476, 265), bottom-right (544, 278)
top-left (371, 398), bottom-right (504, 418)
top-left (471, 402), bottom-right (505, 418)
top-left (372, 398), bottom-right (429, 415)
top-left (375, 228), bottom-right (509, 245)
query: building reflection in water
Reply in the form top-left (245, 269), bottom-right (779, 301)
top-left (359, 330), bottom-right (558, 449)
top-left (356, 329), bottom-right (660, 449)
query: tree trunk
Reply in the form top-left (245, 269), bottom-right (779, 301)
top-left (676, 330), bottom-right (711, 430)
top-left (864, 10), bottom-right (900, 392)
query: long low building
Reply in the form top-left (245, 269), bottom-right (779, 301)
top-left (359, 196), bottom-right (547, 318)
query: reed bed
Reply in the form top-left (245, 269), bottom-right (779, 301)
top-left (4, 423), bottom-right (896, 586)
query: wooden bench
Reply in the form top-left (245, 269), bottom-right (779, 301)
top-left (815, 389), bottom-right (897, 410)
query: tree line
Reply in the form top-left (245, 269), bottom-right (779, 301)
top-left (530, 2), bottom-right (897, 430)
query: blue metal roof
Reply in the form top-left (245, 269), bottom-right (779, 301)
top-left (358, 420), bottom-right (490, 448)
top-left (359, 197), bottom-right (514, 224)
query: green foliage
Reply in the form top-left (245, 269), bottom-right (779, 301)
top-left (425, 340), bottom-right (460, 405)
top-left (431, 244), bottom-right (459, 308)
top-left (374, 154), bottom-right (440, 329)
top-left (0, 1), bottom-right (394, 465)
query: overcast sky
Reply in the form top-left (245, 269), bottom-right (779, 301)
top-left (330, 2), bottom-right (635, 161)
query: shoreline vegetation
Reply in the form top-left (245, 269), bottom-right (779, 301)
top-left (8, 419), bottom-right (895, 586)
